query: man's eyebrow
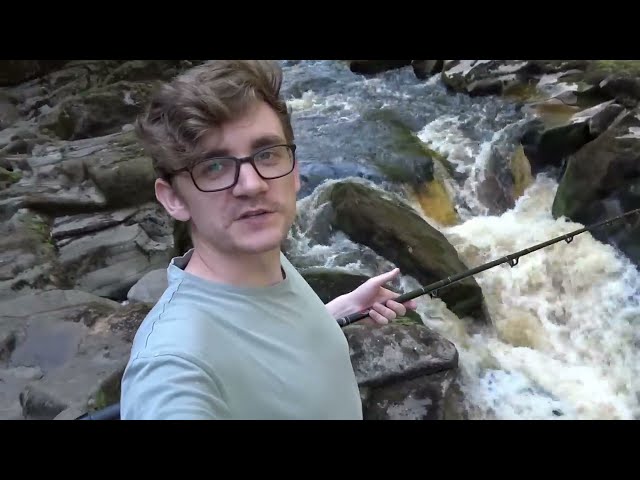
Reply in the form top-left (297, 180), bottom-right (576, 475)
top-left (203, 135), bottom-right (287, 158)
top-left (251, 135), bottom-right (287, 149)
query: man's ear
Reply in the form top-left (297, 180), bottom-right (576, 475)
top-left (155, 178), bottom-right (191, 222)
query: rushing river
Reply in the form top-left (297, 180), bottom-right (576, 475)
top-left (280, 60), bottom-right (640, 420)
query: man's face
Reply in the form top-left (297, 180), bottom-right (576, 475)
top-left (161, 101), bottom-right (300, 256)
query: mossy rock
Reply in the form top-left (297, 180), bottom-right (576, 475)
top-left (510, 145), bottom-right (533, 200)
top-left (585, 60), bottom-right (640, 80)
top-left (0, 167), bottom-right (22, 189)
top-left (361, 108), bottom-right (437, 187)
top-left (88, 155), bottom-right (156, 208)
top-left (411, 178), bottom-right (459, 226)
top-left (552, 107), bottom-right (640, 267)
top-left (39, 80), bottom-right (155, 141)
top-left (89, 363), bottom-right (127, 411)
top-left (328, 180), bottom-right (488, 322)
top-left (300, 267), bottom-right (370, 304)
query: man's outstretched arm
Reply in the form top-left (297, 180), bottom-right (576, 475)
top-left (120, 353), bottom-right (230, 420)
top-left (325, 268), bottom-right (417, 325)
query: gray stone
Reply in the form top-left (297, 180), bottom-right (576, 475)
top-left (0, 290), bottom-right (142, 419)
top-left (344, 323), bottom-right (459, 420)
top-left (127, 269), bottom-right (168, 305)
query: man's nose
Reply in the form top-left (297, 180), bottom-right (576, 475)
top-left (233, 161), bottom-right (268, 196)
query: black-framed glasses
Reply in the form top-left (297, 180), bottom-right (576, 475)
top-left (170, 143), bottom-right (297, 192)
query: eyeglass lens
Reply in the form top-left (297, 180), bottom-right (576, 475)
top-left (192, 145), bottom-right (294, 191)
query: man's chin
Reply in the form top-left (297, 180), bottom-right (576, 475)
top-left (234, 233), bottom-right (285, 255)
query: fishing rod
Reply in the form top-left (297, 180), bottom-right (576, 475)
top-left (336, 207), bottom-right (640, 327)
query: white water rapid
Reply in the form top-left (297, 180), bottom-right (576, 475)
top-left (282, 60), bottom-right (640, 420)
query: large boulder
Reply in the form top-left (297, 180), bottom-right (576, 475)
top-left (521, 100), bottom-right (625, 177)
top-left (0, 289), bottom-right (149, 419)
top-left (345, 323), bottom-right (458, 420)
top-left (552, 106), bottom-right (640, 267)
top-left (328, 180), bottom-right (489, 322)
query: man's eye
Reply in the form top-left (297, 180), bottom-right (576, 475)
top-left (256, 151), bottom-right (273, 161)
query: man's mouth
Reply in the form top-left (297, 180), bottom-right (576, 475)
top-left (238, 209), bottom-right (272, 220)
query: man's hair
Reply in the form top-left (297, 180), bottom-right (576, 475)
top-left (135, 60), bottom-right (294, 178)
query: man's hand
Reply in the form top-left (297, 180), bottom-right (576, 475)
top-left (325, 268), bottom-right (418, 325)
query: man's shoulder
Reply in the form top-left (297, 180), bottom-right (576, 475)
top-left (128, 288), bottom-right (225, 362)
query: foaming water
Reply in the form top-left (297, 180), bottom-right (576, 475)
top-left (434, 176), bottom-right (640, 419)
top-left (280, 61), bottom-right (640, 420)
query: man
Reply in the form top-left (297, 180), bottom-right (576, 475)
top-left (120, 60), bottom-right (417, 420)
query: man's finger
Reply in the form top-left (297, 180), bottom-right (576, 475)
top-left (385, 299), bottom-right (406, 317)
top-left (366, 268), bottom-right (400, 288)
top-left (371, 302), bottom-right (397, 321)
top-left (368, 309), bottom-right (389, 325)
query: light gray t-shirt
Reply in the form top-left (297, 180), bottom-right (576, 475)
top-left (120, 249), bottom-right (363, 420)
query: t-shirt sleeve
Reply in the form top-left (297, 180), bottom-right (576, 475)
top-left (120, 353), bottom-right (231, 420)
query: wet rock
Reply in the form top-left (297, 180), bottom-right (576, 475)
top-left (475, 126), bottom-right (536, 217)
top-left (359, 108), bottom-right (443, 188)
top-left (412, 60), bottom-right (444, 80)
top-left (19, 384), bottom-right (68, 419)
top-left (299, 266), bottom-right (370, 303)
top-left (552, 106), bottom-right (640, 267)
top-left (0, 91), bottom-right (20, 129)
top-left (582, 61), bottom-right (640, 108)
top-left (100, 60), bottom-right (197, 85)
top-left (51, 206), bottom-right (138, 240)
top-left (349, 60), bottom-right (412, 76)
top-left (521, 100), bottom-right (625, 177)
top-left (344, 323), bottom-right (458, 420)
top-left (0, 130), bottom-right (156, 219)
top-left (442, 60), bottom-right (530, 96)
top-left (127, 268), bottom-right (167, 305)
top-left (0, 124), bottom-right (48, 156)
top-left (38, 80), bottom-right (154, 141)
top-left (364, 369), bottom-right (456, 420)
top-left (444, 60), bottom-right (640, 110)
top-left (328, 180), bottom-right (489, 322)
top-left (0, 330), bottom-right (17, 361)
top-left (295, 107), bottom-right (446, 199)
top-left (56, 204), bottom-right (176, 300)
top-left (0, 208), bottom-right (58, 299)
top-left (0, 289), bottom-right (143, 419)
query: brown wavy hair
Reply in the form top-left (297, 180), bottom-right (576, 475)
top-left (135, 60), bottom-right (294, 179)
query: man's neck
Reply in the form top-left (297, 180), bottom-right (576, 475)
top-left (184, 242), bottom-right (284, 288)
